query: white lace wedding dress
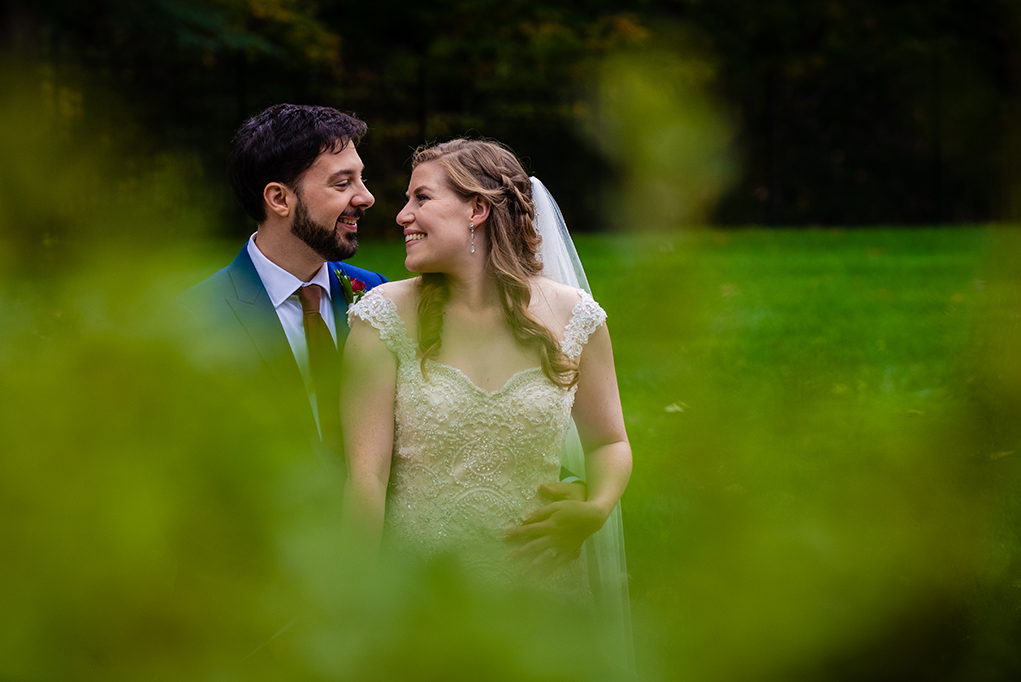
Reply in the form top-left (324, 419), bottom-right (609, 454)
top-left (348, 287), bottom-right (607, 598)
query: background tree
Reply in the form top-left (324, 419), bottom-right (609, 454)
top-left (4, 0), bottom-right (1020, 231)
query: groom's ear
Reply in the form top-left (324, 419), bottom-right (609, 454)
top-left (264, 182), bottom-right (294, 218)
top-left (471, 197), bottom-right (491, 225)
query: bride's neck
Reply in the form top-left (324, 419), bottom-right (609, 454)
top-left (445, 271), bottom-right (501, 311)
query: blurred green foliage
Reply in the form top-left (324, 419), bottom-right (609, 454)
top-left (5, 39), bottom-right (1021, 680)
top-left (579, 46), bottom-right (736, 230)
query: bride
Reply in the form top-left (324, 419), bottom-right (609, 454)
top-left (340, 138), bottom-right (632, 632)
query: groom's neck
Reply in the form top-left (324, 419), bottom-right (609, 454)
top-left (254, 225), bottom-right (325, 283)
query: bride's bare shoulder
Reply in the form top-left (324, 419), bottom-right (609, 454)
top-left (372, 277), bottom-right (419, 298)
top-left (529, 276), bottom-right (586, 327)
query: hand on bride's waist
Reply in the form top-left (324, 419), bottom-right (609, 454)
top-left (501, 482), bottom-right (611, 578)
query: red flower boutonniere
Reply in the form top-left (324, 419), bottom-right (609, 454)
top-left (336, 268), bottom-right (367, 305)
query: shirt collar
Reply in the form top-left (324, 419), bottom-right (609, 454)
top-left (246, 233), bottom-right (333, 309)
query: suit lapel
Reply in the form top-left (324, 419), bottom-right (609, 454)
top-left (224, 248), bottom-right (307, 399)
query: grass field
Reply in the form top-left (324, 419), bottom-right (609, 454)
top-left (346, 226), bottom-right (1021, 678)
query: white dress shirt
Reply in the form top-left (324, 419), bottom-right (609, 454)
top-left (246, 234), bottom-right (337, 434)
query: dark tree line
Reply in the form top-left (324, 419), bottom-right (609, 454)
top-left (4, 0), bottom-right (1020, 234)
top-left (671, 0), bottom-right (1021, 225)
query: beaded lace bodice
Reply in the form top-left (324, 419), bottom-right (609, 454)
top-left (348, 287), bottom-right (606, 589)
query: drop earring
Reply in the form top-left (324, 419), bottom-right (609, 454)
top-left (470, 221), bottom-right (475, 253)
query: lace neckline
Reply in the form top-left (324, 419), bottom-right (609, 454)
top-left (348, 287), bottom-right (606, 369)
top-left (425, 360), bottom-right (544, 397)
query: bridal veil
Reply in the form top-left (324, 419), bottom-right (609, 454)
top-left (530, 177), bottom-right (635, 670)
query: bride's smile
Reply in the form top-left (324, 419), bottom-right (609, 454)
top-left (396, 161), bottom-right (485, 274)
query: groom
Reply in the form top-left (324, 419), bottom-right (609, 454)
top-left (179, 104), bottom-right (387, 460)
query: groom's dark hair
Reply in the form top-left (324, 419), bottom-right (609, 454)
top-left (228, 104), bottom-right (368, 222)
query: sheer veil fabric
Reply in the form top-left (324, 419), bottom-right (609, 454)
top-left (530, 177), bottom-right (635, 670)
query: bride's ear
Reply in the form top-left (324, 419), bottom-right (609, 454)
top-left (470, 197), bottom-right (491, 225)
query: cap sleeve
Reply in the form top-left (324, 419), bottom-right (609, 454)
top-left (560, 290), bottom-right (607, 361)
top-left (347, 289), bottom-right (417, 363)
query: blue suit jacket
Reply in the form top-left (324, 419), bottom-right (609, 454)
top-left (178, 245), bottom-right (388, 445)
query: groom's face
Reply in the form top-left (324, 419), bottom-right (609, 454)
top-left (290, 143), bottom-right (374, 262)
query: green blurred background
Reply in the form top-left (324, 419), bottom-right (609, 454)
top-left (3, 1), bottom-right (1021, 680)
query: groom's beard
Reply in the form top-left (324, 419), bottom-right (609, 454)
top-left (291, 195), bottom-right (360, 262)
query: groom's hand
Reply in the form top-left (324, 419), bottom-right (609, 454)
top-left (503, 496), bottom-right (606, 578)
top-left (539, 481), bottom-right (587, 502)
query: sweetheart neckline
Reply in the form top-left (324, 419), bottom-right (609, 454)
top-left (424, 360), bottom-right (545, 397)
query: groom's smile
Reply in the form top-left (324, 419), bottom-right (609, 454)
top-left (289, 144), bottom-right (374, 262)
top-left (336, 212), bottom-right (362, 240)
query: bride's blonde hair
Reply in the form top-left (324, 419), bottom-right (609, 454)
top-left (411, 138), bottom-right (577, 388)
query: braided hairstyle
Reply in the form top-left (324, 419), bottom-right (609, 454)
top-left (411, 139), bottom-right (578, 388)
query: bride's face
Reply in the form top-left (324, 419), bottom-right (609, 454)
top-left (397, 161), bottom-right (477, 273)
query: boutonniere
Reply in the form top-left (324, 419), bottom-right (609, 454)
top-left (335, 268), bottom-right (367, 305)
